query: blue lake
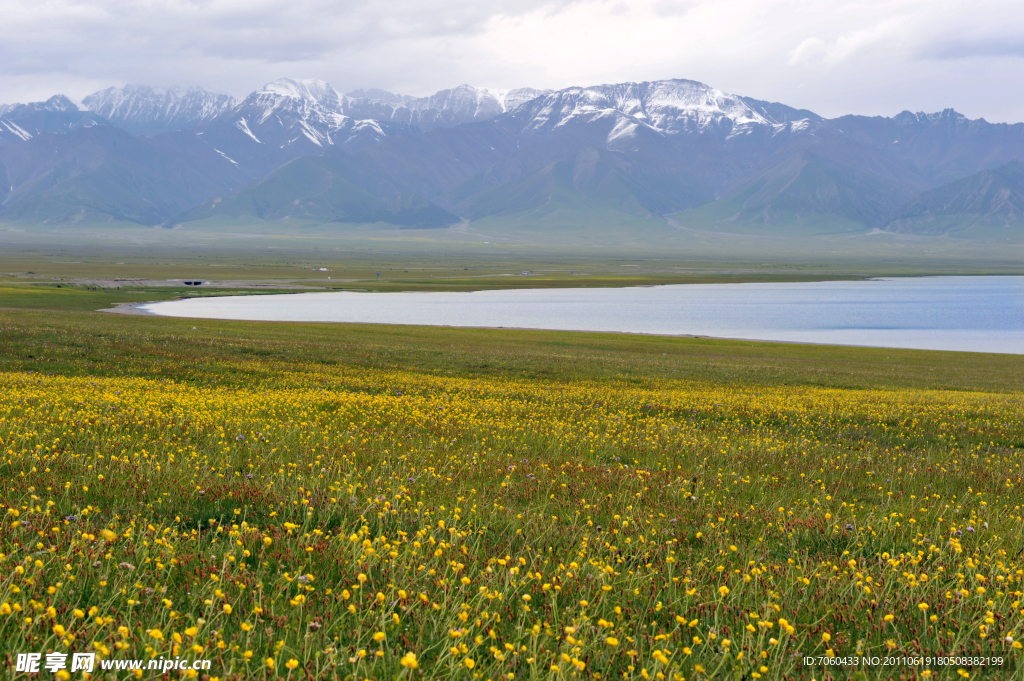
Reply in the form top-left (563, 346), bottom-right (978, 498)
top-left (141, 276), bottom-right (1024, 354)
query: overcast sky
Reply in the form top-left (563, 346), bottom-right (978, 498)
top-left (2, 0), bottom-right (1023, 121)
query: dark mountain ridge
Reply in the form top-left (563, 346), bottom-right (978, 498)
top-left (0, 125), bottom-right (245, 225)
top-left (180, 148), bottom-right (458, 228)
top-left (886, 161), bottom-right (1024, 237)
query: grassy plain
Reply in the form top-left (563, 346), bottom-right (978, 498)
top-left (0, 242), bottom-right (873, 295)
top-left (0, 284), bottom-right (1022, 680)
top-left (2, 221), bottom-right (1023, 297)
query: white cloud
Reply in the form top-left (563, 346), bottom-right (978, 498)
top-left (789, 19), bottom-right (907, 68)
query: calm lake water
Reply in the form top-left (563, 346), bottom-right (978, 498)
top-left (141, 276), bottom-right (1024, 354)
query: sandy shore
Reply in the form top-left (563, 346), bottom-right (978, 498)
top-left (98, 302), bottom-right (158, 316)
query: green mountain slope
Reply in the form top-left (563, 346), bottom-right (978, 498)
top-left (179, 149), bottom-right (458, 228)
top-left (886, 161), bottom-right (1024, 239)
top-left (451, 147), bottom-right (705, 222)
top-left (672, 135), bottom-right (928, 235)
top-left (0, 125), bottom-right (246, 225)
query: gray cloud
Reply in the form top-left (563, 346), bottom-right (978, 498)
top-left (0, 0), bottom-right (1022, 123)
top-left (0, 0), bottom-right (575, 83)
top-left (651, 0), bottom-right (694, 18)
top-left (920, 39), bottom-right (1024, 61)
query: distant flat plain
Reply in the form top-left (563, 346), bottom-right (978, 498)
top-left (1, 220), bottom-right (1022, 296)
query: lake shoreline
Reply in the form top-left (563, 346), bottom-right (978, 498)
top-left (93, 308), bottom-right (1024, 355)
top-left (104, 276), bottom-right (1024, 355)
top-left (98, 302), bottom-right (159, 316)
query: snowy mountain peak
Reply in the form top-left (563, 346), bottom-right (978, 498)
top-left (82, 84), bottom-right (237, 135)
top-left (41, 95), bottom-right (80, 112)
top-left (894, 108), bottom-right (970, 127)
top-left (0, 94), bottom-right (82, 116)
top-left (0, 94), bottom-right (106, 144)
top-left (344, 88), bottom-right (413, 106)
top-left (226, 78), bottom-right (372, 155)
top-left (339, 84), bottom-right (550, 131)
top-left (492, 88), bottom-right (551, 113)
top-left (260, 78), bottom-right (340, 107)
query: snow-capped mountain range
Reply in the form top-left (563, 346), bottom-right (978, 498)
top-left (82, 85), bottom-right (237, 136)
top-left (1, 76), bottom-right (1022, 236)
top-left (506, 79), bottom-right (824, 154)
top-left (0, 79), bottom-right (553, 140)
top-left (227, 78), bottom-right (369, 152)
top-left (342, 84), bottom-right (551, 130)
top-left (0, 95), bottom-right (107, 145)
top-left (516, 80), bottom-right (785, 138)
top-left (204, 80), bottom-right (557, 169)
top-left (0, 77), bottom-right (814, 151)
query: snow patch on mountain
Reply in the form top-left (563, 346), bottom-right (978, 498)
top-left (351, 119), bottom-right (385, 135)
top-left (1, 119), bottom-right (32, 141)
top-left (235, 118), bottom-right (261, 144)
top-left (606, 117), bottom-right (641, 145)
top-left (213, 148), bottom-right (239, 165)
top-left (298, 120), bottom-right (326, 146)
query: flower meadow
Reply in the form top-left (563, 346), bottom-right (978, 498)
top-left (1, 359), bottom-right (1023, 680)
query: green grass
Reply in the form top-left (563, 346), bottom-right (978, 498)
top-left (5, 216), bottom-right (1024, 278)
top-left (0, 284), bottom-right (237, 313)
top-left (2, 304), bottom-right (1024, 393)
